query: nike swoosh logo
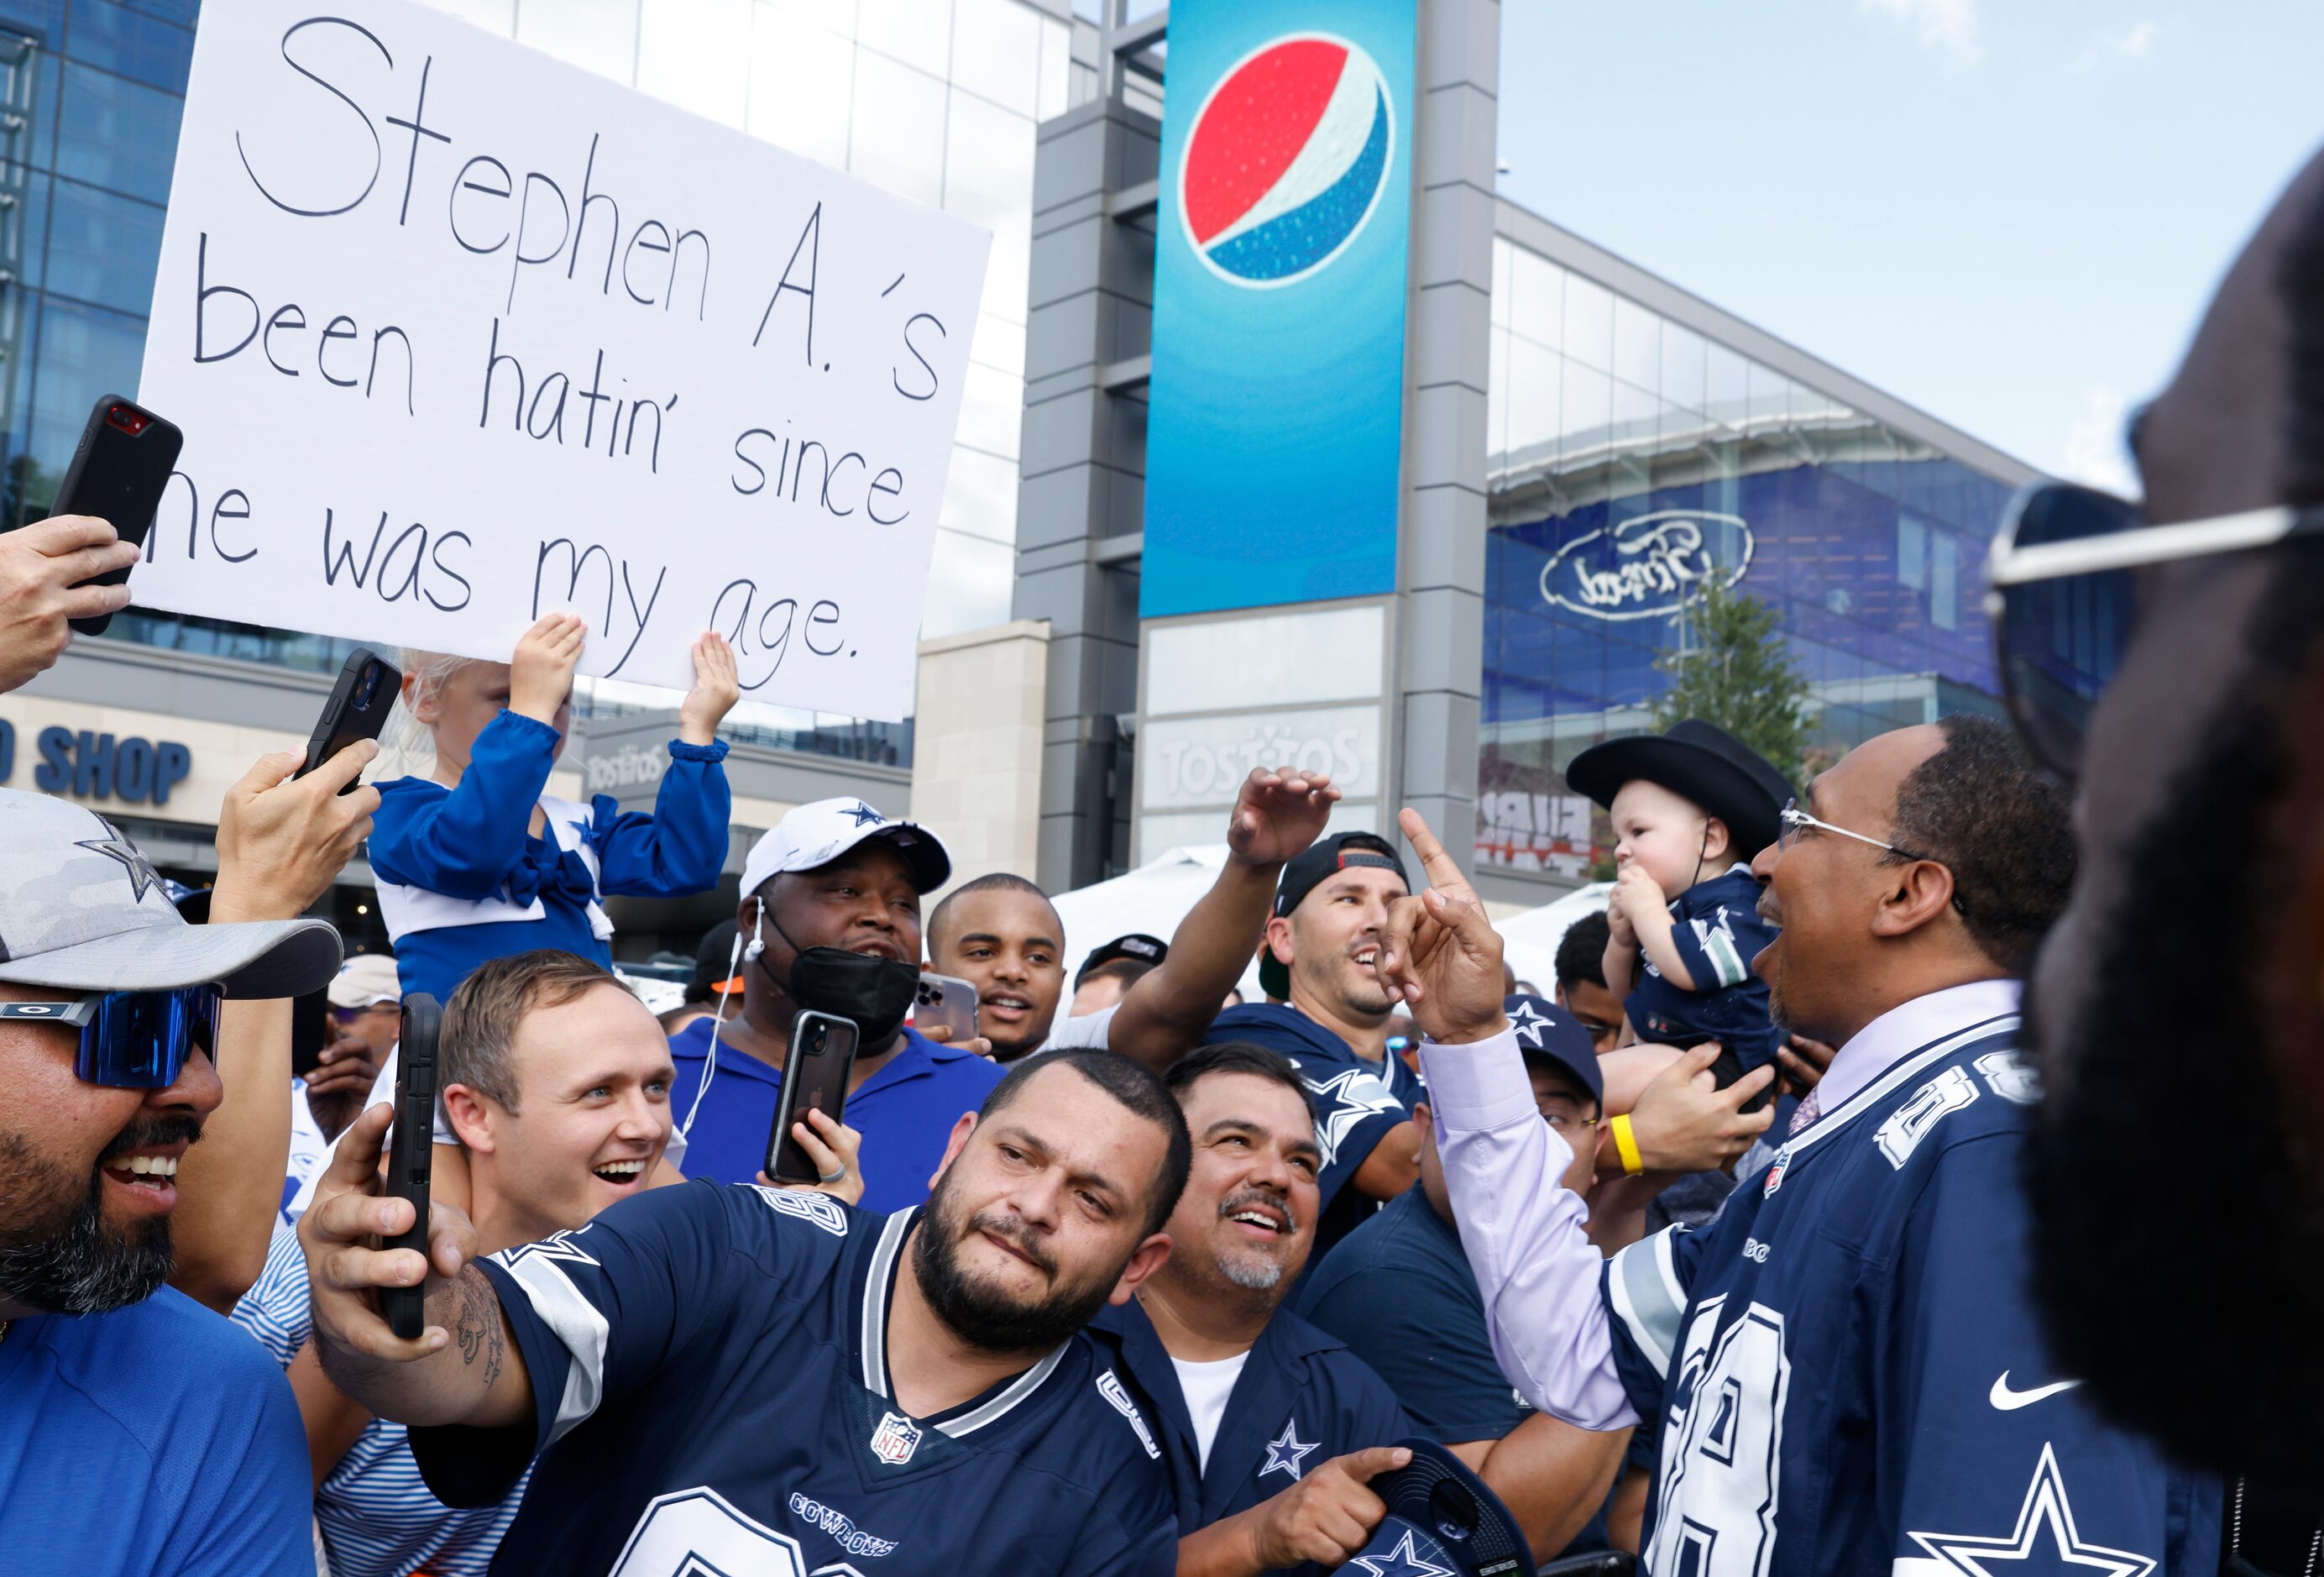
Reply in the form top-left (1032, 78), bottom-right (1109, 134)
top-left (1989, 1371), bottom-right (2082, 1410)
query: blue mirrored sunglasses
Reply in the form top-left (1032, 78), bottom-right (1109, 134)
top-left (0, 986), bottom-right (224, 1088)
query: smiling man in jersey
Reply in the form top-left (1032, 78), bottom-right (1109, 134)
top-left (233, 948), bottom-right (709, 1577)
top-left (1384, 725), bottom-right (2221, 1576)
top-left (1088, 1043), bottom-right (1415, 1576)
top-left (1200, 833), bottom-right (1424, 1276)
top-left (300, 1045), bottom-right (1193, 1573)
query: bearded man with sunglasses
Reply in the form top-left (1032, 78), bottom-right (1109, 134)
top-left (0, 787), bottom-right (350, 1574)
top-left (1999, 149), bottom-right (2324, 1562)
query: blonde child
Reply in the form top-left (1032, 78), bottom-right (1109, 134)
top-left (367, 612), bottom-right (741, 1004)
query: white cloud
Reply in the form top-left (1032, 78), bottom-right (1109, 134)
top-left (1859, 0), bottom-right (1981, 68)
top-left (2059, 385), bottom-right (2142, 498)
top-left (2072, 19), bottom-right (2159, 71)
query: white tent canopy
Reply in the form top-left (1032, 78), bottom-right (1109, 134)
top-left (1049, 846), bottom-right (1265, 999)
top-left (1495, 881), bottom-right (1615, 993)
top-left (1048, 847), bottom-right (1614, 1007)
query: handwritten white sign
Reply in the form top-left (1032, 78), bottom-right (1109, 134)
top-left (133, 0), bottom-right (990, 721)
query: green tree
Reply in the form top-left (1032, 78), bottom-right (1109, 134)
top-left (1651, 578), bottom-right (1814, 780)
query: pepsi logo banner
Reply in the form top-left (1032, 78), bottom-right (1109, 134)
top-left (1142, 0), bottom-right (1416, 619)
top-left (1180, 36), bottom-right (1394, 288)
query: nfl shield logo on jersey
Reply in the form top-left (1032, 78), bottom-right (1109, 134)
top-left (869, 1410), bottom-right (924, 1466)
top-left (1764, 1145), bottom-right (1793, 1197)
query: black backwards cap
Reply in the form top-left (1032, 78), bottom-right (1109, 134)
top-left (1075, 932), bottom-right (1169, 988)
top-left (1259, 832), bottom-right (1411, 1000)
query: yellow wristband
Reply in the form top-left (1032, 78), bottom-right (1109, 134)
top-left (1609, 1113), bottom-right (1645, 1176)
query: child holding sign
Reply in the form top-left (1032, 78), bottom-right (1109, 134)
top-left (369, 612), bottom-right (741, 1005)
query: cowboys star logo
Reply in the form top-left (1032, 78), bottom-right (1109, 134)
top-left (77, 825), bottom-right (164, 903)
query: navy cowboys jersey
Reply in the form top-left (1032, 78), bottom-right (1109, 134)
top-left (411, 1182), bottom-right (1177, 1574)
top-left (1603, 1012), bottom-right (2221, 1575)
top-left (1626, 864), bottom-right (1784, 1072)
top-left (1090, 1300), bottom-right (1411, 1577)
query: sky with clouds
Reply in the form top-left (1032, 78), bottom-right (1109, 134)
top-left (1494, 1), bottom-right (2324, 497)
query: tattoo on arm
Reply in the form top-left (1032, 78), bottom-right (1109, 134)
top-left (452, 1266), bottom-right (505, 1391)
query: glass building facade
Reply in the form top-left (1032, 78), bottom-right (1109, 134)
top-left (1478, 228), bottom-right (2037, 880)
top-left (0, 0), bottom-right (1086, 763)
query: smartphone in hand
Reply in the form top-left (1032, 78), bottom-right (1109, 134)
top-left (48, 395), bottom-right (184, 637)
top-left (913, 973), bottom-right (980, 1045)
top-left (766, 1011), bottom-right (860, 1186)
top-left (299, 647), bottom-right (400, 792)
top-left (381, 993), bottom-right (440, 1342)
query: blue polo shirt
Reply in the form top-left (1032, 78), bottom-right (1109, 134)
top-left (0, 1285), bottom-right (314, 1574)
top-left (665, 1019), bottom-right (1004, 1213)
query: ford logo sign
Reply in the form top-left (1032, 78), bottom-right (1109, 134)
top-left (1539, 510), bottom-right (1755, 622)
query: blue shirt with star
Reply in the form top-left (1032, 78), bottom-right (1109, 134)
top-left (1088, 1298), bottom-right (1410, 1576)
top-left (410, 1184), bottom-right (1177, 1573)
top-left (1598, 1011), bottom-right (2220, 1574)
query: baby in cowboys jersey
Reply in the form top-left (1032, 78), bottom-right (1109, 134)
top-left (366, 612), bottom-right (741, 1009)
top-left (1572, 719), bottom-right (1793, 1077)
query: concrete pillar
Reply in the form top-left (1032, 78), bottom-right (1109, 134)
top-left (908, 620), bottom-right (1052, 898)
top-left (1393, 0), bottom-right (1500, 874)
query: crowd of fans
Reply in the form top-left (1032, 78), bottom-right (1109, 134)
top-left (7, 147), bottom-right (2324, 1577)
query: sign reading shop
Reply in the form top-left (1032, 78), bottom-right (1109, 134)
top-left (0, 719), bottom-right (194, 806)
top-left (1538, 509), bottom-right (1754, 621)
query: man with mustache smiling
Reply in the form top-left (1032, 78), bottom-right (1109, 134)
top-left (1201, 833), bottom-right (1426, 1276)
top-left (0, 780), bottom-right (357, 1573)
top-left (1088, 1043), bottom-right (1415, 1575)
top-left (301, 1045), bottom-right (1195, 1572)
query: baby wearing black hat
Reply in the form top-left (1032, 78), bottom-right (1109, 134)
top-left (1566, 719), bottom-right (1793, 1081)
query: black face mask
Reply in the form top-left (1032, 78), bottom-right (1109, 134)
top-left (756, 908), bottom-right (920, 1044)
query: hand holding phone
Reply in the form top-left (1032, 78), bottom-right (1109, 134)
top-left (299, 647), bottom-right (400, 793)
top-left (913, 973), bottom-right (980, 1045)
top-left (44, 395), bottom-right (184, 637)
top-left (381, 993), bottom-right (441, 1342)
top-left (767, 1012), bottom-right (860, 1186)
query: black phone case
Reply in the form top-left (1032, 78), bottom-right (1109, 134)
top-left (382, 993), bottom-right (441, 1342)
top-left (301, 647), bottom-right (400, 793)
top-left (52, 394), bottom-right (184, 637)
top-left (767, 1012), bottom-right (860, 1184)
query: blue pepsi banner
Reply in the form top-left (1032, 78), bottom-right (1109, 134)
top-left (1140, 0), bottom-right (1417, 617)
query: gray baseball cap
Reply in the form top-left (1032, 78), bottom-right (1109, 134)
top-left (0, 791), bottom-right (343, 998)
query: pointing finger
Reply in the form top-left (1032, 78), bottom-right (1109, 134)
top-left (1395, 807), bottom-right (1464, 888)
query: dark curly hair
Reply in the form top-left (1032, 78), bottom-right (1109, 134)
top-left (1882, 714), bottom-right (2075, 972)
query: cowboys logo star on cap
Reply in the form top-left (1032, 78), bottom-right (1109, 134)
top-left (740, 798), bottom-right (953, 899)
top-left (0, 792), bottom-right (343, 996)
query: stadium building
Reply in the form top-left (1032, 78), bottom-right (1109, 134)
top-left (0, 0), bottom-right (2066, 951)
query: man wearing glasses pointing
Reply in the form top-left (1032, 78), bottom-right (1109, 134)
top-left (1386, 706), bottom-right (2221, 1576)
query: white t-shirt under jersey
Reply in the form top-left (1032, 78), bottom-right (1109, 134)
top-left (1170, 1349), bottom-right (1252, 1474)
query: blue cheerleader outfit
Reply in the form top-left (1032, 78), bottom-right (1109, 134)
top-left (368, 710), bottom-right (731, 1005)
